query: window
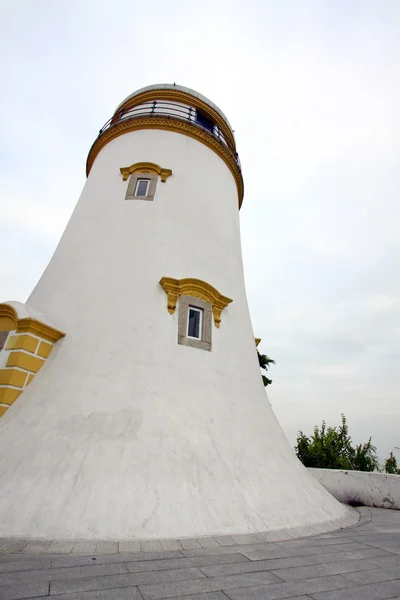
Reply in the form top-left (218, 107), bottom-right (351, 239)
top-left (135, 179), bottom-right (150, 197)
top-left (196, 110), bottom-right (214, 133)
top-left (187, 307), bottom-right (203, 340)
top-left (125, 173), bottom-right (158, 201)
top-left (177, 295), bottom-right (212, 351)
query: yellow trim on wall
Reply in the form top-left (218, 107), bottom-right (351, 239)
top-left (115, 88), bottom-right (236, 150)
top-left (16, 318), bottom-right (65, 343)
top-left (0, 406), bottom-right (8, 417)
top-left (6, 351), bottom-right (45, 374)
top-left (0, 304), bottom-right (18, 332)
top-left (87, 118), bottom-right (244, 208)
top-left (6, 334), bottom-right (39, 354)
top-left (0, 388), bottom-right (22, 406)
top-left (120, 162), bottom-right (172, 182)
top-left (37, 341), bottom-right (53, 358)
top-left (0, 304), bottom-right (66, 343)
top-left (255, 338), bottom-right (262, 347)
top-left (0, 303), bottom-right (66, 418)
top-left (159, 277), bottom-right (232, 328)
top-left (0, 369), bottom-right (28, 388)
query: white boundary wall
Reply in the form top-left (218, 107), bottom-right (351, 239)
top-left (309, 468), bottom-right (400, 510)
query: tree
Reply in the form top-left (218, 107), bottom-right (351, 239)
top-left (384, 452), bottom-right (400, 475)
top-left (257, 350), bottom-right (275, 387)
top-left (352, 439), bottom-right (380, 472)
top-left (295, 414), bottom-right (379, 472)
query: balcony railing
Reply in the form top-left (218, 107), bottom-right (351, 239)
top-left (97, 100), bottom-right (241, 171)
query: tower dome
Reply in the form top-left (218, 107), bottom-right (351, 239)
top-left (0, 84), bottom-right (353, 540)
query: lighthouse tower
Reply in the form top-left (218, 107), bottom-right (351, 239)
top-left (0, 85), bottom-right (352, 540)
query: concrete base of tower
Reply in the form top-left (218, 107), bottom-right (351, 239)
top-left (0, 388), bottom-right (352, 539)
top-left (0, 301), bottom-right (351, 541)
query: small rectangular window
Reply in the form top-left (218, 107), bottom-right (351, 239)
top-left (187, 307), bottom-right (203, 340)
top-left (135, 179), bottom-right (150, 197)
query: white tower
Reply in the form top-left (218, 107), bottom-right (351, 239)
top-left (0, 85), bottom-right (352, 540)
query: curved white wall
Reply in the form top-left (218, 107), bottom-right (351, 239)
top-left (0, 126), bottom-right (350, 539)
top-left (309, 469), bottom-right (400, 510)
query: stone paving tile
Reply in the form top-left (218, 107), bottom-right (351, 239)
top-left (182, 544), bottom-right (289, 559)
top-left (360, 537), bottom-right (400, 549)
top-left (94, 541), bottom-right (119, 554)
top-left (213, 536), bottom-right (236, 547)
top-left (160, 539), bottom-right (184, 551)
top-left (271, 530), bottom-right (298, 541)
top-left (0, 579), bottom-right (50, 600)
top-left (126, 557), bottom-right (193, 573)
top-left (21, 540), bottom-right (52, 553)
top-left (187, 554), bottom-right (250, 568)
top-left (119, 540), bottom-right (141, 553)
top-left (290, 527), bottom-right (321, 539)
top-left (270, 559), bottom-right (377, 582)
top-left (0, 562), bottom-right (128, 586)
top-left (28, 587), bottom-right (143, 600)
top-left (155, 594), bottom-right (229, 600)
top-left (320, 541), bottom-right (375, 552)
top-left (266, 597), bottom-right (312, 600)
top-left (180, 539), bottom-right (202, 550)
top-left (0, 540), bottom-right (29, 553)
top-left (141, 540), bottom-right (163, 552)
top-left (52, 550), bottom-right (184, 569)
top-left (230, 533), bottom-right (266, 545)
top-left (139, 570), bottom-right (283, 599)
top-left (309, 578), bottom-right (400, 600)
top-left (368, 554), bottom-right (400, 568)
top-left (342, 567), bottom-right (400, 585)
top-left (45, 541), bottom-right (75, 554)
top-left (278, 537), bottom-right (355, 549)
top-left (197, 537), bottom-right (220, 549)
top-left (51, 567), bottom-right (206, 595)
top-left (0, 558), bottom-right (52, 574)
top-left (200, 556), bottom-right (319, 578)
top-left (310, 547), bottom-right (394, 563)
top-left (223, 574), bottom-right (352, 600)
top-left (241, 544), bottom-right (333, 561)
top-left (71, 542), bottom-right (97, 554)
top-left (375, 544), bottom-right (400, 554)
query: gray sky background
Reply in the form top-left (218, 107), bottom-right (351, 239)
top-left (1, 0), bottom-right (399, 460)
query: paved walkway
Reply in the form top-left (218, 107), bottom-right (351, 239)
top-left (0, 507), bottom-right (399, 599)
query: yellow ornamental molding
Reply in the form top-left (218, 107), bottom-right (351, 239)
top-left (0, 304), bottom-right (65, 342)
top-left (16, 318), bottom-right (65, 343)
top-left (255, 338), bottom-right (262, 347)
top-left (0, 304), bottom-right (18, 332)
top-left (159, 277), bottom-right (232, 328)
top-left (87, 118), bottom-right (244, 208)
top-left (0, 303), bottom-right (66, 419)
top-left (116, 88), bottom-right (236, 150)
top-left (120, 162), bottom-right (172, 182)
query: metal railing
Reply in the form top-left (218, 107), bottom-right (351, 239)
top-left (97, 100), bottom-right (241, 170)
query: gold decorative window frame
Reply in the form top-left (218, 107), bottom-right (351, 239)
top-left (159, 277), bottom-right (232, 328)
top-left (121, 162), bottom-right (172, 202)
top-left (120, 162), bottom-right (172, 182)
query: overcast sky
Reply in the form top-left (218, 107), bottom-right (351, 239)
top-left (1, 0), bottom-right (399, 460)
